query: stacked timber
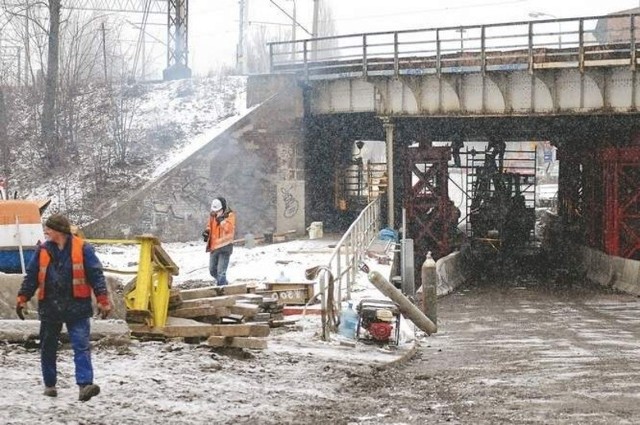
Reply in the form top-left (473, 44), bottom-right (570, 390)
top-left (147, 282), bottom-right (297, 348)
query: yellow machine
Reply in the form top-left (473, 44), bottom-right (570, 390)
top-left (125, 235), bottom-right (179, 327)
top-left (90, 234), bottom-right (179, 328)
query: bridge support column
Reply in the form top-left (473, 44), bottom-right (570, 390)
top-left (382, 117), bottom-right (395, 228)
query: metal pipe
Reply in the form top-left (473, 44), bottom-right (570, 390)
top-left (368, 270), bottom-right (437, 335)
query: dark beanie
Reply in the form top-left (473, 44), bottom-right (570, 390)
top-left (45, 214), bottom-right (71, 234)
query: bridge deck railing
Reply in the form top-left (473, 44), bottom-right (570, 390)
top-left (269, 13), bottom-right (640, 79)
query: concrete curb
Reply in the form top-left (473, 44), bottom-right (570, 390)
top-left (575, 244), bottom-right (640, 295)
top-left (436, 251), bottom-right (469, 297)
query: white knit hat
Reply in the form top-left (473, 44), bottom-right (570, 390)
top-left (210, 198), bottom-right (223, 212)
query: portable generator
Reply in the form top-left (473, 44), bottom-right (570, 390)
top-left (355, 299), bottom-right (401, 346)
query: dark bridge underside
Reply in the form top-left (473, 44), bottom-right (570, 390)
top-left (305, 112), bottom-right (640, 256)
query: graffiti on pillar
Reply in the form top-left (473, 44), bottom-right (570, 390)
top-left (280, 184), bottom-right (300, 218)
top-left (277, 180), bottom-right (304, 235)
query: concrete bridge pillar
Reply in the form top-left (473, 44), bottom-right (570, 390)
top-left (382, 117), bottom-right (395, 228)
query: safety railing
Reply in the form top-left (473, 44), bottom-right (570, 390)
top-left (308, 197), bottom-right (382, 340)
top-left (330, 197), bottom-right (381, 299)
top-left (269, 13), bottom-right (640, 80)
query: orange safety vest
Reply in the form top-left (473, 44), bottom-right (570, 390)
top-left (37, 235), bottom-right (91, 300)
top-left (207, 211), bottom-right (236, 252)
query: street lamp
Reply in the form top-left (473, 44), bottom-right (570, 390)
top-left (529, 11), bottom-right (562, 49)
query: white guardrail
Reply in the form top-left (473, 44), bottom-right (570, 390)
top-left (329, 197), bottom-right (381, 302)
top-left (269, 13), bottom-right (640, 79)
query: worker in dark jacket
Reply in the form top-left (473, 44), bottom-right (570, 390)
top-left (15, 214), bottom-right (111, 401)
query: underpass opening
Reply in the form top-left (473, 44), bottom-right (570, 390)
top-left (304, 112), bottom-right (640, 281)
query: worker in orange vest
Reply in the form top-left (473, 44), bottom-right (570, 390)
top-left (202, 197), bottom-right (236, 286)
top-left (15, 213), bottom-right (111, 401)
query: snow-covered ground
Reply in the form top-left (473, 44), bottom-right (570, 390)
top-left (1, 73), bottom-right (421, 423)
top-left (95, 234), bottom-right (417, 344)
top-left (0, 235), bottom-right (419, 424)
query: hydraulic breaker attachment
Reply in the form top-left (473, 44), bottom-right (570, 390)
top-left (123, 235), bottom-right (179, 328)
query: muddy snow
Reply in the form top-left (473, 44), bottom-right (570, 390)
top-left (0, 236), bottom-right (417, 424)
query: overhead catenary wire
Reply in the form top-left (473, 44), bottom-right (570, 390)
top-left (330, 0), bottom-right (528, 23)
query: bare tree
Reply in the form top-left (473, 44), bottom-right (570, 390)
top-left (246, 25), bottom-right (290, 74)
top-left (40, 0), bottom-right (60, 169)
top-left (58, 14), bottom-right (108, 153)
top-left (245, 1), bottom-right (337, 73)
top-left (0, 88), bottom-right (10, 178)
top-left (317, 0), bottom-right (336, 38)
top-left (110, 90), bottom-right (140, 165)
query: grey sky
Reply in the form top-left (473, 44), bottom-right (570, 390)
top-left (188, 0), bottom-right (640, 74)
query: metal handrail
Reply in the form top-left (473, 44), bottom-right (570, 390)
top-left (325, 197), bottom-right (381, 303)
top-left (269, 13), bottom-right (640, 79)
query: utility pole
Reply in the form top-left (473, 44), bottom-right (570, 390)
top-left (163, 0), bottom-right (191, 80)
top-left (238, 0), bottom-right (248, 74)
top-left (291, 0), bottom-right (297, 44)
top-left (312, 0), bottom-right (319, 37)
top-left (312, 0), bottom-right (319, 59)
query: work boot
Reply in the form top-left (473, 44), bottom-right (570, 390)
top-left (78, 384), bottom-right (100, 402)
top-left (43, 386), bottom-right (57, 397)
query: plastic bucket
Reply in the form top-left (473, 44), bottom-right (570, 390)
top-left (308, 221), bottom-right (323, 240)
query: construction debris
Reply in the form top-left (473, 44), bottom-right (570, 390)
top-left (129, 282), bottom-right (296, 349)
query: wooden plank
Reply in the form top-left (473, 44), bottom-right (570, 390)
top-left (128, 324), bottom-right (164, 338)
top-left (206, 336), bottom-right (230, 347)
top-left (162, 324), bottom-right (219, 338)
top-left (232, 293), bottom-right (265, 304)
top-left (168, 289), bottom-right (183, 309)
top-left (131, 317), bottom-right (220, 338)
top-left (247, 324), bottom-right (271, 337)
top-left (229, 303), bottom-right (260, 317)
top-left (204, 335), bottom-right (269, 349)
top-left (214, 283), bottom-right (248, 296)
top-left (153, 245), bottom-right (180, 275)
top-left (229, 337), bottom-right (268, 349)
top-left (224, 314), bottom-right (244, 322)
top-left (269, 318), bottom-right (298, 328)
top-left (0, 319), bottom-right (130, 343)
top-left (209, 324), bottom-right (270, 337)
top-left (179, 286), bottom-right (217, 300)
top-left (171, 306), bottom-right (231, 319)
top-left (252, 312), bottom-right (272, 321)
top-left (179, 296), bottom-right (236, 309)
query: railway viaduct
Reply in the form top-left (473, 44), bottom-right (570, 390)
top-left (87, 13), bottom-right (640, 293)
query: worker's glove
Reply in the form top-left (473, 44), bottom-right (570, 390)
top-left (15, 296), bottom-right (27, 320)
top-left (98, 304), bottom-right (112, 319)
top-left (202, 229), bottom-right (210, 242)
top-left (215, 215), bottom-right (224, 224)
top-left (96, 295), bottom-right (112, 319)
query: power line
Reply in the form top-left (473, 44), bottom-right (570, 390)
top-left (331, 0), bottom-right (527, 22)
top-left (268, 0), bottom-right (312, 36)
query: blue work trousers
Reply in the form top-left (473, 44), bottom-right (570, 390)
top-left (40, 318), bottom-right (93, 387)
top-left (209, 249), bottom-right (231, 286)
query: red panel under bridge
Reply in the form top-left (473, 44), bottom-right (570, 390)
top-left (558, 146), bottom-right (640, 260)
top-left (403, 143), bottom-right (460, 262)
